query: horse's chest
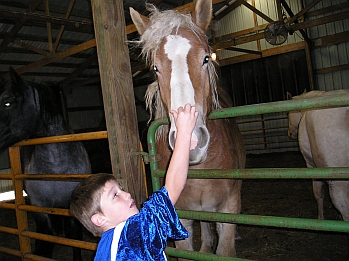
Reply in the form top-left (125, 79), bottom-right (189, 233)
top-left (21, 145), bottom-right (62, 173)
top-left (176, 179), bottom-right (237, 210)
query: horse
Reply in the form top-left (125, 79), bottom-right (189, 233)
top-left (287, 89), bottom-right (349, 224)
top-left (130, 0), bottom-right (246, 257)
top-left (0, 67), bottom-right (91, 260)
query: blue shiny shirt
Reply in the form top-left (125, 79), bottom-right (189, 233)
top-left (94, 187), bottom-right (188, 260)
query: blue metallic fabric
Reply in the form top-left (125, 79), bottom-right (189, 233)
top-left (94, 187), bottom-right (188, 260)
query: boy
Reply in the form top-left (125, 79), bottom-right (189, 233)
top-left (70, 104), bottom-right (198, 260)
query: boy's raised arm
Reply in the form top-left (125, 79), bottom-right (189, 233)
top-left (165, 104), bottom-right (198, 205)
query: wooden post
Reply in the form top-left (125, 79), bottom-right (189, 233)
top-left (9, 146), bottom-right (31, 258)
top-left (90, 0), bottom-right (146, 205)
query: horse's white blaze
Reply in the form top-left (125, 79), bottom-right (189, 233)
top-left (164, 35), bottom-right (195, 111)
top-left (164, 35), bottom-right (200, 149)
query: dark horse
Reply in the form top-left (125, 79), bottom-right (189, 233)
top-left (0, 67), bottom-right (91, 260)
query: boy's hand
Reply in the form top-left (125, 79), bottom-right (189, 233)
top-left (170, 104), bottom-right (199, 150)
top-left (170, 104), bottom-right (198, 134)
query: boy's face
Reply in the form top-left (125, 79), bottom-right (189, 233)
top-left (99, 180), bottom-right (139, 228)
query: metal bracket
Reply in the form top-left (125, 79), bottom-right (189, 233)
top-left (131, 151), bottom-right (163, 164)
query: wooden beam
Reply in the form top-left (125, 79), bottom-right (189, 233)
top-left (62, 51), bottom-right (97, 86)
top-left (291, 11), bottom-right (349, 31)
top-left (66, 77), bottom-right (101, 89)
top-left (0, 8), bottom-right (93, 29)
top-left (218, 41), bottom-right (306, 66)
top-left (223, 46), bottom-right (262, 56)
top-left (287, 0), bottom-right (322, 24)
top-left (91, 0), bottom-right (146, 205)
top-left (276, 0), bottom-right (283, 21)
top-left (44, 0), bottom-right (53, 52)
top-left (315, 64), bottom-right (349, 75)
top-left (313, 31), bottom-right (349, 48)
top-left (1, 39), bottom-right (96, 79)
top-left (12, 39), bottom-right (49, 56)
top-left (241, 0), bottom-right (274, 23)
top-left (53, 0), bottom-right (76, 52)
top-left (306, 2), bottom-right (348, 17)
top-left (213, 0), bottom-right (243, 21)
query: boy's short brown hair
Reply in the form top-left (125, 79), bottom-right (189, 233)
top-left (70, 173), bottom-right (116, 237)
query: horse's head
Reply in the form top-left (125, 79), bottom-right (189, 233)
top-left (131, 0), bottom-right (218, 165)
top-left (0, 68), bottom-right (45, 149)
top-left (286, 92), bottom-right (303, 140)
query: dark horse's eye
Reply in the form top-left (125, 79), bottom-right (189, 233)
top-left (203, 55), bottom-right (210, 65)
top-left (153, 65), bottom-right (158, 72)
top-left (3, 96), bottom-right (16, 108)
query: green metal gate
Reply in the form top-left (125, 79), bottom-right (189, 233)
top-left (146, 93), bottom-right (349, 261)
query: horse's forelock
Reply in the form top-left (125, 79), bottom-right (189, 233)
top-left (133, 4), bottom-right (206, 66)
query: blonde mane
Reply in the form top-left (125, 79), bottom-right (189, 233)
top-left (292, 90), bottom-right (327, 100)
top-left (139, 4), bottom-right (221, 129)
top-left (293, 89), bottom-right (349, 100)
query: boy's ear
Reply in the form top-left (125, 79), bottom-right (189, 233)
top-left (91, 213), bottom-right (106, 227)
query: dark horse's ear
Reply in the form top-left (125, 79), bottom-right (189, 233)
top-left (286, 92), bottom-right (292, 100)
top-left (9, 67), bottom-right (25, 94)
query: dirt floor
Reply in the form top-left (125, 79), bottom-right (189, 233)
top-left (0, 151), bottom-right (347, 261)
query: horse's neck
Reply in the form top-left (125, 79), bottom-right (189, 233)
top-left (36, 117), bottom-right (71, 138)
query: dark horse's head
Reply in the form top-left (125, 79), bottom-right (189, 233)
top-left (0, 67), bottom-right (67, 150)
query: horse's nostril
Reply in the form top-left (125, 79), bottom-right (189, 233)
top-left (169, 130), bottom-right (176, 150)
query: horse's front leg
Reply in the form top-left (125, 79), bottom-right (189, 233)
top-left (32, 212), bottom-right (55, 258)
top-left (175, 219), bottom-right (194, 261)
top-left (216, 222), bottom-right (237, 257)
top-left (199, 221), bottom-right (214, 253)
top-left (312, 179), bottom-right (325, 219)
top-left (215, 180), bottom-right (241, 257)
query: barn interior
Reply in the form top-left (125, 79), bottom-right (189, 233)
top-left (0, 0), bottom-right (348, 260)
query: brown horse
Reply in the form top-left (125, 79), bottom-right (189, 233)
top-left (130, 0), bottom-right (246, 257)
top-left (287, 90), bottom-right (349, 222)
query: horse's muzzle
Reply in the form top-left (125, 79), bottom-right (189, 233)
top-left (169, 115), bottom-right (210, 165)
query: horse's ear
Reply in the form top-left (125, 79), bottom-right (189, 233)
top-left (10, 67), bottom-right (24, 85)
top-left (130, 7), bottom-right (150, 35)
top-left (9, 67), bottom-right (25, 93)
top-left (286, 92), bottom-right (293, 100)
top-left (192, 0), bottom-right (212, 32)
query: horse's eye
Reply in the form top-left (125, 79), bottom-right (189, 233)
top-left (203, 55), bottom-right (210, 65)
top-left (4, 101), bottom-right (11, 107)
top-left (153, 65), bottom-right (158, 72)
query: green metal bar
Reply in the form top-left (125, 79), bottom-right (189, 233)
top-left (209, 93), bottom-right (349, 119)
top-left (147, 118), bottom-right (168, 192)
top-left (153, 167), bottom-right (349, 179)
top-left (176, 210), bottom-right (349, 233)
top-left (165, 247), bottom-right (251, 261)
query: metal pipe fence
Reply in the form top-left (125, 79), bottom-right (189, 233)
top-left (0, 132), bottom-right (107, 260)
top-left (147, 93), bottom-right (349, 260)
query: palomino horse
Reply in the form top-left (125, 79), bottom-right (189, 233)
top-left (287, 90), bottom-right (349, 223)
top-left (130, 0), bottom-right (246, 257)
top-left (0, 68), bottom-right (91, 260)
